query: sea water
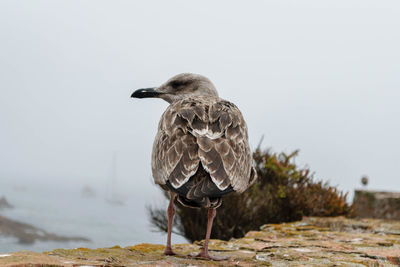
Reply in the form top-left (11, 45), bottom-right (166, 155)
top-left (0, 178), bottom-right (186, 253)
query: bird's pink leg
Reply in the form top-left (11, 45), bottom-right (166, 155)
top-left (164, 193), bottom-right (177, 256)
top-left (194, 208), bottom-right (229, 261)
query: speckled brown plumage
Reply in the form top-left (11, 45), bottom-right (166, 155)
top-left (151, 96), bottom-right (256, 205)
top-left (132, 73), bottom-right (257, 259)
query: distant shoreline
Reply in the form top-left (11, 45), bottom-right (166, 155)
top-left (0, 214), bottom-right (90, 245)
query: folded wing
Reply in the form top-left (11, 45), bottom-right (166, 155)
top-left (151, 96), bottom-right (254, 193)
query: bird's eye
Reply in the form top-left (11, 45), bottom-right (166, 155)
top-left (170, 80), bottom-right (190, 88)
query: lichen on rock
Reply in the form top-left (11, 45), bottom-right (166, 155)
top-left (1, 216), bottom-right (400, 266)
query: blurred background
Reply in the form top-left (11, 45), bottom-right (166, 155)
top-left (0, 0), bottom-right (399, 253)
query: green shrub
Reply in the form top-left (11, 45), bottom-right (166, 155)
top-left (147, 149), bottom-right (351, 242)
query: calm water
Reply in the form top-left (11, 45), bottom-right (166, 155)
top-left (0, 178), bottom-right (186, 253)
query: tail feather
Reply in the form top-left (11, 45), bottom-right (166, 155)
top-left (165, 163), bottom-right (233, 208)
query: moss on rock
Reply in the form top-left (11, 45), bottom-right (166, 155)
top-left (1, 216), bottom-right (400, 266)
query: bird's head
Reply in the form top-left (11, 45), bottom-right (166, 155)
top-left (131, 73), bottom-right (218, 103)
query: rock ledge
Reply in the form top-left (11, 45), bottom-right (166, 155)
top-left (1, 217), bottom-right (400, 266)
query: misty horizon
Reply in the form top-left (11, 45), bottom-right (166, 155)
top-left (1, 0), bottom-right (399, 231)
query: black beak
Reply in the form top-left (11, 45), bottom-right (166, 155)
top-left (131, 88), bottom-right (162, 98)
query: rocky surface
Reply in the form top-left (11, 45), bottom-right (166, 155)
top-left (0, 196), bottom-right (13, 210)
top-left (353, 190), bottom-right (400, 220)
top-left (1, 216), bottom-right (400, 266)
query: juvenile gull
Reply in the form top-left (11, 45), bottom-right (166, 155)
top-left (131, 73), bottom-right (257, 260)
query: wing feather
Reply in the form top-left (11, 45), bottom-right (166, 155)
top-left (151, 96), bottom-right (254, 193)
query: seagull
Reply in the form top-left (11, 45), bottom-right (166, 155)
top-left (131, 73), bottom-right (257, 260)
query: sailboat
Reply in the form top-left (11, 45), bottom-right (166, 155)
top-left (105, 152), bottom-right (124, 206)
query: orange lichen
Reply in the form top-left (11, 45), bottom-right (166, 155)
top-left (126, 243), bottom-right (165, 253)
top-left (3, 217), bottom-right (400, 266)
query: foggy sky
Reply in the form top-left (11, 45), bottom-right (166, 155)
top-left (1, 0), bottom-right (399, 199)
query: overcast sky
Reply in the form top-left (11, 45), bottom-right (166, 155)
top-left (0, 0), bottom-right (399, 200)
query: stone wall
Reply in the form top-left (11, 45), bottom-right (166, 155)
top-left (353, 190), bottom-right (400, 220)
top-left (1, 216), bottom-right (400, 266)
